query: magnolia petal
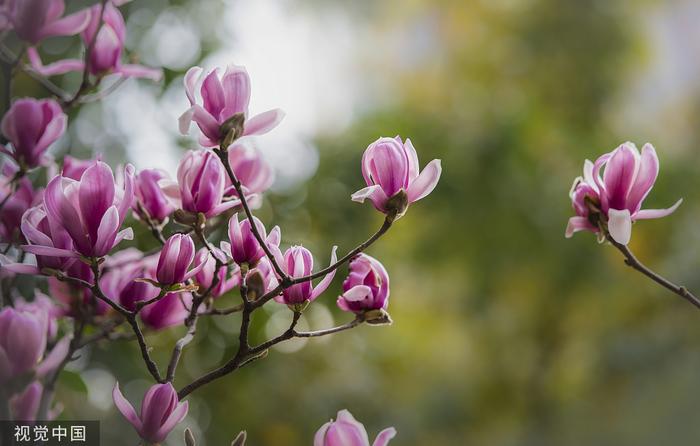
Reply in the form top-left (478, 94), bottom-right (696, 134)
top-left (118, 64), bottom-right (163, 81)
top-left (626, 143), bottom-right (659, 213)
top-left (373, 427), bottom-right (398, 446)
top-left (243, 109), bottom-right (285, 136)
top-left (35, 335), bottom-right (71, 377)
top-left (27, 47), bottom-right (84, 76)
top-left (608, 208), bottom-right (632, 245)
top-left (351, 185), bottom-right (382, 204)
top-left (635, 198), bottom-right (683, 220)
top-left (178, 107), bottom-right (196, 135)
top-left (154, 401), bottom-right (189, 442)
top-left (184, 66), bottom-right (203, 105)
top-left (37, 9), bottom-right (91, 41)
top-left (565, 216), bottom-right (596, 238)
top-left (406, 159), bottom-right (442, 203)
top-left (314, 421), bottom-right (332, 446)
top-left (21, 244), bottom-right (78, 258)
top-left (310, 246), bottom-right (338, 301)
top-left (94, 206), bottom-right (120, 256)
top-left (1, 262), bottom-right (41, 274)
top-left (112, 383), bottom-right (142, 432)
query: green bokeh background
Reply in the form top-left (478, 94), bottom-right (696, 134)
top-left (7, 0), bottom-right (700, 444)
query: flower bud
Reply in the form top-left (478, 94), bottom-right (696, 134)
top-left (337, 254), bottom-right (390, 315)
top-left (134, 169), bottom-right (175, 223)
top-left (156, 234), bottom-right (203, 285)
top-left (226, 213), bottom-right (279, 266)
top-left (193, 247), bottom-right (238, 298)
top-left (351, 136), bottom-right (441, 220)
top-left (1, 98), bottom-right (66, 169)
top-left (314, 409), bottom-right (396, 446)
top-left (113, 382), bottom-right (189, 445)
top-left (274, 246), bottom-right (338, 305)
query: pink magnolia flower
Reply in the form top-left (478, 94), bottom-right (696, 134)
top-left (113, 382), bottom-right (189, 444)
top-left (565, 142), bottom-right (682, 245)
top-left (15, 293), bottom-right (62, 340)
top-left (160, 150), bottom-right (240, 218)
top-left (134, 169), bottom-right (175, 223)
top-left (222, 213), bottom-right (280, 267)
top-left (314, 410), bottom-right (396, 446)
top-left (225, 140), bottom-right (274, 198)
top-left (0, 163), bottom-right (41, 242)
top-left (0, 306), bottom-right (70, 387)
top-left (0, 98), bottom-right (66, 169)
top-left (179, 65), bottom-right (285, 147)
top-left (156, 234), bottom-right (205, 285)
top-left (273, 245), bottom-right (338, 305)
top-left (192, 247), bottom-right (238, 298)
top-left (104, 251), bottom-right (192, 330)
top-left (352, 136), bottom-right (441, 219)
top-left (27, 2), bottom-right (161, 80)
top-left (246, 257), bottom-right (279, 298)
top-left (7, 0), bottom-right (91, 44)
top-left (32, 161), bottom-right (134, 258)
top-left (337, 254), bottom-right (390, 314)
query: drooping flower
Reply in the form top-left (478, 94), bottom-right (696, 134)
top-left (7, 0), bottom-right (91, 44)
top-left (225, 140), bottom-right (274, 198)
top-left (27, 2), bottom-right (161, 80)
top-left (0, 98), bottom-right (66, 169)
top-left (565, 142), bottom-right (682, 245)
top-left (134, 169), bottom-right (175, 223)
top-left (222, 213), bottom-right (280, 267)
top-left (273, 245), bottom-right (338, 306)
top-left (0, 306), bottom-right (70, 388)
top-left (113, 382), bottom-right (189, 445)
top-left (155, 234), bottom-right (205, 286)
top-left (192, 247), bottom-right (238, 298)
top-left (314, 409), bottom-right (396, 446)
top-left (160, 150), bottom-right (240, 219)
top-left (352, 136), bottom-right (441, 220)
top-left (178, 65), bottom-right (284, 147)
top-left (35, 161), bottom-right (134, 258)
top-left (337, 254), bottom-right (390, 314)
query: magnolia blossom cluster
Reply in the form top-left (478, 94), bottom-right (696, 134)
top-left (0, 3), bottom-right (443, 443)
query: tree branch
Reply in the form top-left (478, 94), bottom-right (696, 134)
top-left (607, 235), bottom-right (700, 310)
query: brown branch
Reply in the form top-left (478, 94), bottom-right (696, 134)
top-left (213, 146), bottom-right (290, 282)
top-left (607, 235), bottom-right (700, 310)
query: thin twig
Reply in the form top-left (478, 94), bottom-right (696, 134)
top-left (214, 146), bottom-right (290, 282)
top-left (607, 235), bottom-right (700, 310)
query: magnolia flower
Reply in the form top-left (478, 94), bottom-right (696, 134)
top-left (179, 65), bottom-right (284, 147)
top-left (0, 306), bottom-right (70, 388)
top-left (225, 140), bottom-right (274, 197)
top-left (134, 169), bottom-right (175, 223)
top-left (7, 0), bottom-right (90, 44)
top-left (104, 251), bottom-right (192, 330)
top-left (160, 150), bottom-right (239, 218)
top-left (314, 410), bottom-right (396, 446)
top-left (222, 213), bottom-right (280, 267)
top-left (337, 254), bottom-right (390, 314)
top-left (27, 2), bottom-right (161, 80)
top-left (29, 161), bottom-right (134, 258)
top-left (192, 247), bottom-right (239, 298)
top-left (156, 234), bottom-right (205, 286)
top-left (273, 245), bottom-right (338, 306)
top-left (565, 142), bottom-right (682, 245)
top-left (352, 136), bottom-right (441, 219)
top-left (113, 382), bottom-right (189, 445)
top-left (0, 98), bottom-right (66, 169)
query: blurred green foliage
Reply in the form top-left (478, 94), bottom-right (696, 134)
top-left (9, 0), bottom-right (700, 445)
